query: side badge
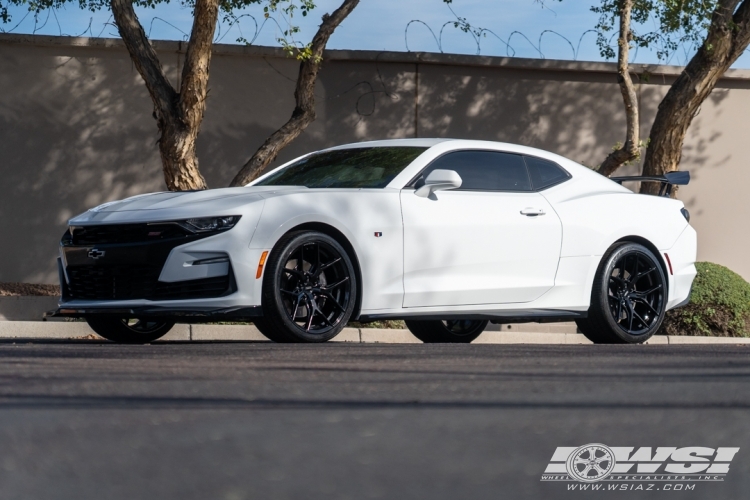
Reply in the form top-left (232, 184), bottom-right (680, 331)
top-left (374, 232), bottom-right (383, 238)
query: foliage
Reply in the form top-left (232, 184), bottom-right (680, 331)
top-left (661, 262), bottom-right (750, 337)
top-left (0, 0), bottom-right (319, 59)
top-left (349, 320), bottom-right (406, 329)
top-left (610, 138), bottom-right (649, 165)
top-left (591, 0), bottom-right (718, 60)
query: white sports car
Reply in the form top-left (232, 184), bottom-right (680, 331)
top-left (52, 139), bottom-right (696, 344)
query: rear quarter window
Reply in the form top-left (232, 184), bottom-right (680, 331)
top-left (524, 156), bottom-right (570, 190)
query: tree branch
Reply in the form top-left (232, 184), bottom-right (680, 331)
top-left (230, 0), bottom-right (360, 187)
top-left (640, 0), bottom-right (750, 194)
top-left (597, 0), bottom-right (639, 177)
top-left (179, 0), bottom-right (219, 126)
top-left (110, 0), bottom-right (177, 118)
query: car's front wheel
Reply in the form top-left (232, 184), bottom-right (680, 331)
top-left (258, 231), bottom-right (358, 343)
top-left (85, 317), bottom-right (175, 343)
top-left (576, 242), bottom-right (667, 344)
top-left (405, 319), bottom-right (488, 343)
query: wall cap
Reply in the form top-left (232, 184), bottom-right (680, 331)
top-left (4, 32), bottom-right (750, 81)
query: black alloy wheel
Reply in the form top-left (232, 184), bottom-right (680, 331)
top-left (576, 242), bottom-right (666, 344)
top-left (256, 231), bottom-right (357, 343)
top-left (85, 317), bottom-right (175, 343)
top-left (405, 319), bottom-right (489, 343)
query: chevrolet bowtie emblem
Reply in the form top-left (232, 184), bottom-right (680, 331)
top-left (88, 249), bottom-right (106, 260)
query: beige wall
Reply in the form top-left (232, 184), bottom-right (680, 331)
top-left (0, 34), bottom-right (748, 283)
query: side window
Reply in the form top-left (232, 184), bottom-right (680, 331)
top-left (524, 156), bottom-right (570, 190)
top-left (415, 151), bottom-right (531, 192)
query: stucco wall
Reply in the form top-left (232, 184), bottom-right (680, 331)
top-left (0, 34), bottom-right (748, 283)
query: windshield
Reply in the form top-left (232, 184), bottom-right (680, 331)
top-left (254, 147), bottom-right (428, 188)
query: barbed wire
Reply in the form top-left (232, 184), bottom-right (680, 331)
top-left (403, 19), bottom-right (654, 64)
top-left (0, 3), bottom-right (721, 68)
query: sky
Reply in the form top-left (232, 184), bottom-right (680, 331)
top-left (3, 0), bottom-right (750, 68)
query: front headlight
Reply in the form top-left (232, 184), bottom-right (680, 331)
top-left (183, 216), bottom-right (241, 233)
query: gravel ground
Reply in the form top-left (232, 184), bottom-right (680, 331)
top-left (0, 282), bottom-right (60, 297)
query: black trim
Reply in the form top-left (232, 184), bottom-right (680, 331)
top-left (610, 171), bottom-right (690, 197)
top-left (357, 309), bottom-right (586, 323)
top-left (67, 217), bottom-right (241, 246)
top-left (57, 257), bottom-right (71, 302)
top-left (47, 305), bottom-right (262, 323)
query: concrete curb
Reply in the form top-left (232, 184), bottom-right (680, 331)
top-left (0, 322), bottom-right (748, 344)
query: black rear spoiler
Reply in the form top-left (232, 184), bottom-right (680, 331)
top-left (610, 171), bottom-right (690, 197)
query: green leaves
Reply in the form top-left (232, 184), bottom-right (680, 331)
top-left (0, 0), bottom-right (315, 33)
top-left (591, 0), bottom-right (718, 61)
top-left (662, 262), bottom-right (750, 337)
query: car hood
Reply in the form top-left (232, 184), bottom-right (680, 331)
top-left (68, 187), bottom-right (298, 225)
top-left (91, 188), bottom-right (262, 212)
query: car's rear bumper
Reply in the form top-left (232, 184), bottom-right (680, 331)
top-left (665, 224), bottom-right (697, 311)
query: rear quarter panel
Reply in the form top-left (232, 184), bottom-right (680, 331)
top-left (541, 170), bottom-right (689, 258)
top-left (535, 165), bottom-right (692, 311)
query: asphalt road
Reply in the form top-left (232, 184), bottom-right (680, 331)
top-left (1, 341), bottom-right (749, 499)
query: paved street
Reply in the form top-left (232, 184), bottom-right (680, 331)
top-left (0, 341), bottom-right (749, 499)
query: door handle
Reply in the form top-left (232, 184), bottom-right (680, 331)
top-left (520, 208), bottom-right (546, 217)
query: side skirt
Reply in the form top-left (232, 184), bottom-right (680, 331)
top-left (357, 309), bottom-right (587, 323)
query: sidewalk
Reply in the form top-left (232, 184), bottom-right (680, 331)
top-left (0, 321), bottom-right (748, 344)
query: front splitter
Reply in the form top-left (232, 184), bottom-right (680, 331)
top-left (46, 305), bottom-right (262, 323)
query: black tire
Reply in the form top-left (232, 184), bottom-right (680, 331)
top-left (252, 318), bottom-right (291, 343)
top-left (405, 319), bottom-right (488, 343)
top-left (259, 231), bottom-right (358, 343)
top-left (577, 242), bottom-right (667, 344)
top-left (85, 317), bottom-right (174, 344)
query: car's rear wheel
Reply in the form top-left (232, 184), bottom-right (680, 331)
top-left (259, 231), bottom-right (357, 343)
top-left (85, 317), bottom-right (174, 344)
top-left (405, 319), bottom-right (488, 343)
top-left (576, 242), bottom-right (667, 344)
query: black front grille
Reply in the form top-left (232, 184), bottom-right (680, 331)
top-left (67, 266), bottom-right (232, 301)
top-left (153, 275), bottom-right (232, 300)
top-left (70, 223), bottom-right (192, 245)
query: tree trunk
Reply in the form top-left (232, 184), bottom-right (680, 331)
top-left (230, 0), bottom-right (360, 187)
top-left (111, 0), bottom-right (219, 191)
top-left (598, 0), bottom-right (640, 177)
top-left (641, 0), bottom-right (750, 194)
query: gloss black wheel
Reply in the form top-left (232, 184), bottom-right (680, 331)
top-left (576, 242), bottom-right (666, 344)
top-left (259, 231), bottom-right (357, 343)
top-left (405, 319), bottom-right (488, 343)
top-left (85, 317), bottom-right (174, 343)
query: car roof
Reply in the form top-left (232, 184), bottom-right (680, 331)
top-left (323, 138), bottom-right (452, 150)
top-left (263, 138), bottom-right (627, 193)
top-left (324, 139), bottom-right (572, 164)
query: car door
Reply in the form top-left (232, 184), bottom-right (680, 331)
top-left (400, 150), bottom-right (563, 307)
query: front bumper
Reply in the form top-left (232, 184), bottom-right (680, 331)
top-left (57, 216), bottom-right (267, 315)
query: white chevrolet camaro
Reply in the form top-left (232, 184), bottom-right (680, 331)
top-left (53, 139), bottom-right (697, 344)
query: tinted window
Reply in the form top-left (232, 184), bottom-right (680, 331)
top-left (524, 156), bottom-right (569, 190)
top-left (415, 151), bottom-right (531, 191)
top-left (255, 147), bottom-right (427, 188)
